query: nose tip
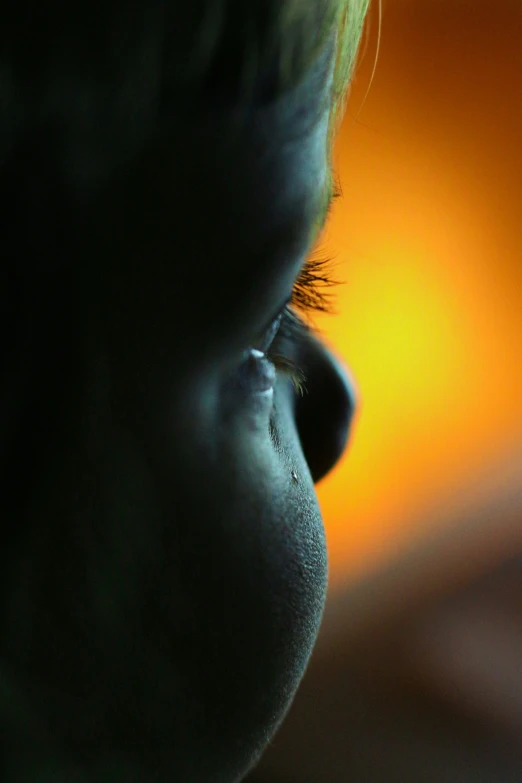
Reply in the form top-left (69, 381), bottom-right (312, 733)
top-left (294, 336), bottom-right (357, 484)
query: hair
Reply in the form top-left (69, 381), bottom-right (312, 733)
top-left (1, 0), bottom-right (374, 772)
top-left (0, 0), bottom-right (373, 535)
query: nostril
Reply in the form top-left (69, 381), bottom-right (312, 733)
top-left (294, 340), bottom-right (357, 484)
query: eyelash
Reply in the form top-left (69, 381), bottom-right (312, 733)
top-left (267, 251), bottom-right (340, 396)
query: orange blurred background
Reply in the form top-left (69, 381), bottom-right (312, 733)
top-left (317, 0), bottom-right (522, 589)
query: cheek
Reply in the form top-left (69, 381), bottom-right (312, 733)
top-left (146, 395), bottom-right (327, 777)
top-left (166, 418), bottom-right (327, 675)
top-left (57, 369), bottom-right (329, 780)
top-left (3, 377), bottom-right (327, 774)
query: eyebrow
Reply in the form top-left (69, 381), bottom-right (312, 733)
top-left (311, 170), bottom-right (342, 245)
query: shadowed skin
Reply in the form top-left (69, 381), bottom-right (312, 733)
top-left (1, 36), bottom-right (355, 783)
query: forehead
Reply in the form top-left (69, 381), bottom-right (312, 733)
top-left (97, 38), bottom-right (336, 342)
top-left (163, 43), bottom-right (332, 254)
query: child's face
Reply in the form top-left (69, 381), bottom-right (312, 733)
top-left (12, 41), bottom-right (355, 783)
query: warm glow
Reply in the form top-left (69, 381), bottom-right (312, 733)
top-left (317, 0), bottom-right (522, 588)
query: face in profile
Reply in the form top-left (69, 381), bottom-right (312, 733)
top-left (2, 28), bottom-right (357, 783)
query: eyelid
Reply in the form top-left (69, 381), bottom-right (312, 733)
top-left (252, 291), bottom-right (293, 355)
top-left (255, 311), bottom-right (284, 354)
top-left (267, 306), bottom-right (310, 396)
top-left (246, 251), bottom-right (341, 395)
top-left (249, 304), bottom-right (309, 395)
top-left (250, 219), bottom-right (340, 358)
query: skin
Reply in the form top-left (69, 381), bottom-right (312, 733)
top-left (2, 36), bottom-right (356, 783)
top-left (247, 446), bottom-right (522, 783)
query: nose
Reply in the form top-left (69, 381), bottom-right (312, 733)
top-left (293, 333), bottom-right (357, 484)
